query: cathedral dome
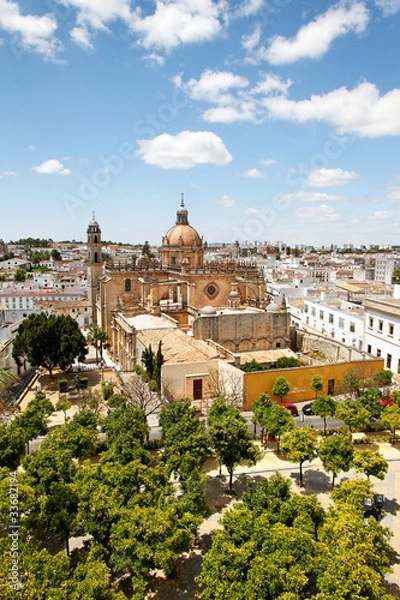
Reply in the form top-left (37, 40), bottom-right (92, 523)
top-left (164, 223), bottom-right (202, 247)
top-left (163, 194), bottom-right (202, 247)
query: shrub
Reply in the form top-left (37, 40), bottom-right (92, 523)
top-left (58, 379), bottom-right (67, 393)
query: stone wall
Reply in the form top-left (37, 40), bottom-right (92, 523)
top-left (193, 310), bottom-right (290, 352)
top-left (302, 333), bottom-right (366, 363)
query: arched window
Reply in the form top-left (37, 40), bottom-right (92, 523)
top-left (94, 235), bottom-right (98, 243)
top-left (94, 252), bottom-right (98, 263)
top-left (125, 278), bottom-right (132, 292)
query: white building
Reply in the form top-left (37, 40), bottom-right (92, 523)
top-left (374, 255), bottom-right (400, 285)
top-left (364, 298), bottom-right (400, 373)
top-left (302, 298), bottom-right (364, 351)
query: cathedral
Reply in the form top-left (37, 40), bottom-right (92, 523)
top-left (88, 198), bottom-right (266, 330)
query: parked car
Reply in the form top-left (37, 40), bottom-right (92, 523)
top-left (280, 403), bottom-right (299, 417)
top-left (302, 403), bottom-right (314, 416)
top-left (379, 398), bottom-right (395, 407)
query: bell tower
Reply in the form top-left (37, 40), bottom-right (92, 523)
top-left (87, 213), bottom-right (103, 324)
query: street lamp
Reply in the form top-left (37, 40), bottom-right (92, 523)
top-left (363, 495), bottom-right (384, 522)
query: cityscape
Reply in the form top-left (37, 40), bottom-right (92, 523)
top-left (1, 0), bottom-right (400, 598)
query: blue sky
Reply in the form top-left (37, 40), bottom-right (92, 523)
top-left (1, 0), bottom-right (400, 246)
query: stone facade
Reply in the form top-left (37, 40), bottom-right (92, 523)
top-left (193, 309), bottom-right (290, 352)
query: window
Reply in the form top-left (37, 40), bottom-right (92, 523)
top-left (125, 278), bottom-right (132, 292)
top-left (276, 342), bottom-right (281, 348)
top-left (398, 359), bottom-right (400, 375)
top-left (193, 379), bottom-right (203, 400)
top-left (94, 252), bottom-right (98, 263)
top-left (377, 349), bottom-right (381, 357)
top-left (205, 283), bottom-right (219, 299)
top-left (319, 310), bottom-right (324, 320)
top-left (304, 305), bottom-right (309, 313)
top-left (378, 320), bottom-right (383, 333)
top-left (387, 354), bottom-right (392, 370)
top-left (338, 318), bottom-right (345, 330)
top-left (311, 307), bottom-right (316, 317)
top-left (329, 313), bottom-right (334, 324)
top-left (389, 323), bottom-right (394, 336)
top-left (328, 379), bottom-right (335, 395)
top-left (368, 317), bottom-right (373, 329)
top-left (349, 322), bottom-right (355, 333)
top-left (367, 345), bottom-right (372, 354)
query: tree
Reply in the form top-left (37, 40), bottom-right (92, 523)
top-left (340, 365), bottom-right (375, 398)
top-left (142, 240), bottom-right (151, 257)
top-left (154, 340), bottom-right (164, 394)
top-left (312, 395), bottom-right (337, 436)
top-left (86, 323), bottom-right (109, 363)
top-left (335, 398), bottom-right (371, 433)
top-left (160, 399), bottom-right (209, 480)
top-left (141, 344), bottom-right (155, 380)
top-left (102, 404), bottom-right (150, 465)
top-left (382, 403), bottom-right (400, 443)
top-left (51, 248), bottom-right (62, 261)
top-left (13, 268), bottom-right (26, 282)
top-left (204, 367), bottom-right (243, 408)
top-left (272, 376), bottom-right (290, 402)
top-left (310, 374), bottom-right (323, 399)
top-left (275, 356), bottom-right (301, 368)
top-left (12, 313), bottom-right (88, 375)
top-left (392, 267), bottom-right (400, 284)
top-left (240, 359), bottom-right (263, 372)
top-left (281, 427), bottom-right (318, 487)
top-left (197, 474), bottom-right (326, 600)
top-left (262, 403), bottom-right (295, 452)
top-left (251, 392), bottom-right (271, 441)
top-left (373, 368), bottom-right (393, 392)
top-left (353, 449), bottom-right (388, 480)
top-left (208, 405), bottom-right (260, 492)
top-left (318, 434), bottom-right (354, 488)
top-left (359, 389), bottom-right (382, 420)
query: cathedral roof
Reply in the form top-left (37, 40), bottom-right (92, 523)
top-left (164, 223), bottom-right (202, 247)
top-left (163, 195), bottom-right (202, 247)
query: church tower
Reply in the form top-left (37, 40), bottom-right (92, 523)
top-left (87, 213), bottom-right (103, 324)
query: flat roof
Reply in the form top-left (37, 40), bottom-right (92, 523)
top-left (125, 314), bottom-right (177, 330)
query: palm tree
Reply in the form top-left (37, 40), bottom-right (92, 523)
top-left (86, 324), bottom-right (109, 364)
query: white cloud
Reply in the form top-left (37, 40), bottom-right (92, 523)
top-left (243, 168), bottom-right (264, 178)
top-left (28, 144), bottom-right (36, 152)
top-left (260, 158), bottom-right (276, 167)
top-left (306, 168), bottom-right (359, 187)
top-left (221, 194), bottom-right (235, 207)
top-left (252, 72), bottom-right (292, 96)
top-left (371, 210), bottom-right (392, 220)
top-left (0, 170), bottom-right (16, 179)
top-left (175, 69), bottom-right (248, 104)
top-left (245, 207), bottom-right (259, 214)
top-left (295, 204), bottom-right (340, 222)
top-left (143, 52), bottom-right (165, 66)
top-left (136, 130), bottom-right (233, 169)
top-left (0, 0), bottom-right (61, 59)
top-left (374, 0), bottom-right (400, 15)
top-left (264, 81), bottom-right (400, 137)
top-left (265, 2), bottom-right (369, 64)
top-left (175, 68), bottom-right (260, 123)
top-left (70, 25), bottom-right (93, 50)
top-left (60, 0), bottom-right (132, 48)
top-left (388, 185), bottom-right (400, 200)
top-left (235, 0), bottom-right (264, 18)
top-left (279, 191), bottom-right (342, 202)
top-left (33, 159), bottom-right (71, 176)
top-left (130, 0), bottom-right (227, 51)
